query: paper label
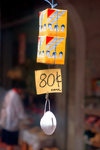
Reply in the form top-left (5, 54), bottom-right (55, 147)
top-left (35, 69), bottom-right (62, 95)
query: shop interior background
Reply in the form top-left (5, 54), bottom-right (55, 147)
top-left (1, 0), bottom-right (100, 150)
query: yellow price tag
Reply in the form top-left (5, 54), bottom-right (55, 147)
top-left (35, 69), bottom-right (62, 95)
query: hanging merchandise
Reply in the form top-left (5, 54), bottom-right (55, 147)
top-left (35, 0), bottom-right (68, 135)
top-left (39, 8), bottom-right (67, 37)
top-left (40, 94), bottom-right (57, 135)
top-left (37, 36), bottom-right (66, 64)
top-left (37, 0), bottom-right (67, 65)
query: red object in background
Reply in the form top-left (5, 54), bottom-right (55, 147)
top-left (85, 116), bottom-right (97, 124)
top-left (94, 119), bottom-right (100, 127)
top-left (0, 138), bottom-right (7, 148)
top-left (18, 33), bottom-right (26, 64)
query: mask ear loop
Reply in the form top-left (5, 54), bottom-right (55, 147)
top-left (44, 93), bottom-right (50, 114)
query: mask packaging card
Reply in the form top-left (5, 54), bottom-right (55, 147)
top-left (37, 8), bottom-right (67, 65)
top-left (39, 8), bottom-right (67, 37)
top-left (37, 36), bottom-right (66, 64)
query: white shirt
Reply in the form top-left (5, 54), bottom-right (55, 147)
top-left (0, 89), bottom-right (27, 131)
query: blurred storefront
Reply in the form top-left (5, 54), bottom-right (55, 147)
top-left (1, 0), bottom-right (100, 150)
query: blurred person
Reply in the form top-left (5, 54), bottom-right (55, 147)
top-left (0, 80), bottom-right (27, 150)
top-left (21, 92), bottom-right (29, 108)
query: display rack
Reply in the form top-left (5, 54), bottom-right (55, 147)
top-left (84, 108), bottom-right (100, 117)
top-left (84, 96), bottom-right (100, 150)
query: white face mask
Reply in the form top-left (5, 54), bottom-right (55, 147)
top-left (40, 98), bottom-right (57, 135)
top-left (40, 111), bottom-right (57, 135)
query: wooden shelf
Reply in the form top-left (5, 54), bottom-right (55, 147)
top-left (85, 96), bottom-right (100, 99)
top-left (92, 142), bottom-right (100, 148)
top-left (84, 108), bottom-right (100, 117)
top-left (85, 141), bottom-right (100, 148)
top-left (85, 127), bottom-right (98, 133)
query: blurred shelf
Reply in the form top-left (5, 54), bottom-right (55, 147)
top-left (85, 96), bottom-right (100, 99)
top-left (90, 127), bottom-right (99, 133)
top-left (84, 140), bottom-right (92, 146)
top-left (85, 127), bottom-right (98, 133)
top-left (92, 142), bottom-right (100, 148)
top-left (84, 108), bottom-right (100, 117)
top-left (85, 141), bottom-right (100, 148)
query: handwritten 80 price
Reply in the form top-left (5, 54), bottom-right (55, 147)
top-left (39, 72), bottom-right (61, 89)
top-left (35, 69), bottom-right (62, 95)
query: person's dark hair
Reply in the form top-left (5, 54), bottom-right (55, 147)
top-left (12, 80), bottom-right (27, 89)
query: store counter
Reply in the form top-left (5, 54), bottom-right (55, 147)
top-left (19, 127), bottom-right (55, 150)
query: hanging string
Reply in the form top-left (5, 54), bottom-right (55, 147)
top-left (40, 0), bottom-right (58, 116)
top-left (39, 10), bottom-right (44, 62)
top-left (44, 93), bottom-right (50, 114)
top-left (39, 0), bottom-right (58, 65)
top-left (44, 0), bottom-right (57, 8)
top-left (54, 9), bottom-right (58, 64)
